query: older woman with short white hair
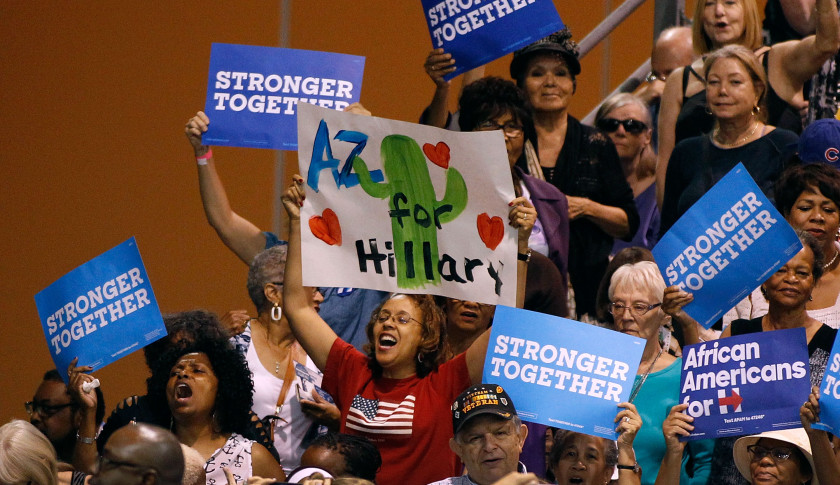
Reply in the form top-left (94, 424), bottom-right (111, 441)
top-left (0, 420), bottom-right (58, 485)
top-left (609, 262), bottom-right (712, 484)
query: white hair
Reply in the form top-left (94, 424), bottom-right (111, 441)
top-left (608, 261), bottom-right (666, 303)
top-left (0, 420), bottom-right (57, 485)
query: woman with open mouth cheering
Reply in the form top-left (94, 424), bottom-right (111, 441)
top-left (279, 173), bottom-right (533, 485)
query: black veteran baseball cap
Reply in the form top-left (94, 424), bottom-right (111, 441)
top-left (451, 384), bottom-right (517, 434)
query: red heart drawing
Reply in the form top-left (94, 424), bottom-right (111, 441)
top-left (423, 141), bottom-right (450, 169)
top-left (476, 213), bottom-right (504, 250)
top-left (309, 209), bottom-right (342, 246)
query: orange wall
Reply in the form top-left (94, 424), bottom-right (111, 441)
top-left (0, 1), bottom-right (682, 423)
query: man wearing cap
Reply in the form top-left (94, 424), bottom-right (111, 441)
top-left (429, 384), bottom-right (528, 485)
top-left (799, 117), bottom-right (840, 165)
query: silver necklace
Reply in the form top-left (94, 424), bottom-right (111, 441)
top-left (628, 331), bottom-right (671, 403)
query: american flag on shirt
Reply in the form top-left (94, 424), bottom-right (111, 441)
top-left (346, 394), bottom-right (415, 436)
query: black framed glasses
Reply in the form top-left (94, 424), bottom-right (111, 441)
top-left (477, 120), bottom-right (524, 138)
top-left (24, 401), bottom-right (74, 417)
top-left (747, 444), bottom-right (795, 462)
top-left (375, 310), bottom-right (422, 325)
top-left (608, 302), bottom-right (662, 317)
top-left (596, 118), bottom-right (648, 135)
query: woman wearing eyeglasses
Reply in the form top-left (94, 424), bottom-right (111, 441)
top-left (458, 76), bottom-right (570, 316)
top-left (656, 386), bottom-right (840, 485)
top-left (609, 261), bottom-right (713, 485)
top-left (663, 231), bottom-right (838, 484)
top-left (279, 174), bottom-right (534, 485)
top-left (595, 94), bottom-right (660, 254)
top-left (659, 45), bottom-right (799, 236)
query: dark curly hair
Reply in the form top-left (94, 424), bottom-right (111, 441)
top-left (143, 310), bottom-right (229, 371)
top-left (146, 335), bottom-right (254, 435)
top-left (458, 76), bottom-right (533, 136)
top-left (307, 432), bottom-right (382, 481)
top-left (363, 294), bottom-right (447, 378)
top-left (775, 163), bottom-right (840, 220)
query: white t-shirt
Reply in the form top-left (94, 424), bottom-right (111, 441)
top-left (239, 324), bottom-right (324, 474)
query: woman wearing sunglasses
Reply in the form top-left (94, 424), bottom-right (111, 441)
top-left (595, 94), bottom-right (660, 254)
top-left (659, 45), bottom-right (799, 236)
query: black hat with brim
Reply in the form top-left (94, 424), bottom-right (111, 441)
top-left (510, 28), bottom-right (581, 80)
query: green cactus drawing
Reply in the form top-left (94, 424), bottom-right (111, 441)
top-left (353, 135), bottom-right (467, 288)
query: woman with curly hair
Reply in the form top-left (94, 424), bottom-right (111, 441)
top-left (147, 337), bottom-right (284, 483)
top-left (68, 310), bottom-right (280, 475)
top-left (278, 173), bottom-right (534, 485)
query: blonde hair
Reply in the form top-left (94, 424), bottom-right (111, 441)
top-left (180, 445), bottom-right (206, 485)
top-left (0, 420), bottom-right (57, 485)
top-left (692, 0), bottom-right (762, 54)
top-left (703, 44), bottom-right (768, 122)
top-left (608, 261), bottom-right (667, 303)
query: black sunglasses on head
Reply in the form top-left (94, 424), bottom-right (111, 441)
top-left (597, 118), bottom-right (648, 135)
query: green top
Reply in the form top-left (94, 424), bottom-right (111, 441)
top-left (633, 357), bottom-right (714, 485)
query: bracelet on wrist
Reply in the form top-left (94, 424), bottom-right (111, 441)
top-left (76, 431), bottom-right (95, 445)
top-left (617, 463), bottom-right (639, 473)
top-left (196, 148), bottom-right (213, 166)
top-left (517, 249), bottom-right (532, 262)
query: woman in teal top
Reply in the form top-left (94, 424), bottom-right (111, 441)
top-left (609, 261), bottom-right (713, 484)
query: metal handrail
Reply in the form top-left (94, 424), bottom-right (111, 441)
top-left (579, 0), bottom-right (648, 58)
top-left (578, 0), bottom-right (687, 125)
top-left (581, 58), bottom-right (652, 125)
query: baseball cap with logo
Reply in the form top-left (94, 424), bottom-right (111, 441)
top-left (451, 384), bottom-right (517, 435)
top-left (799, 118), bottom-right (840, 166)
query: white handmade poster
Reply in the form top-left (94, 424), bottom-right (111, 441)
top-left (297, 103), bottom-right (518, 305)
